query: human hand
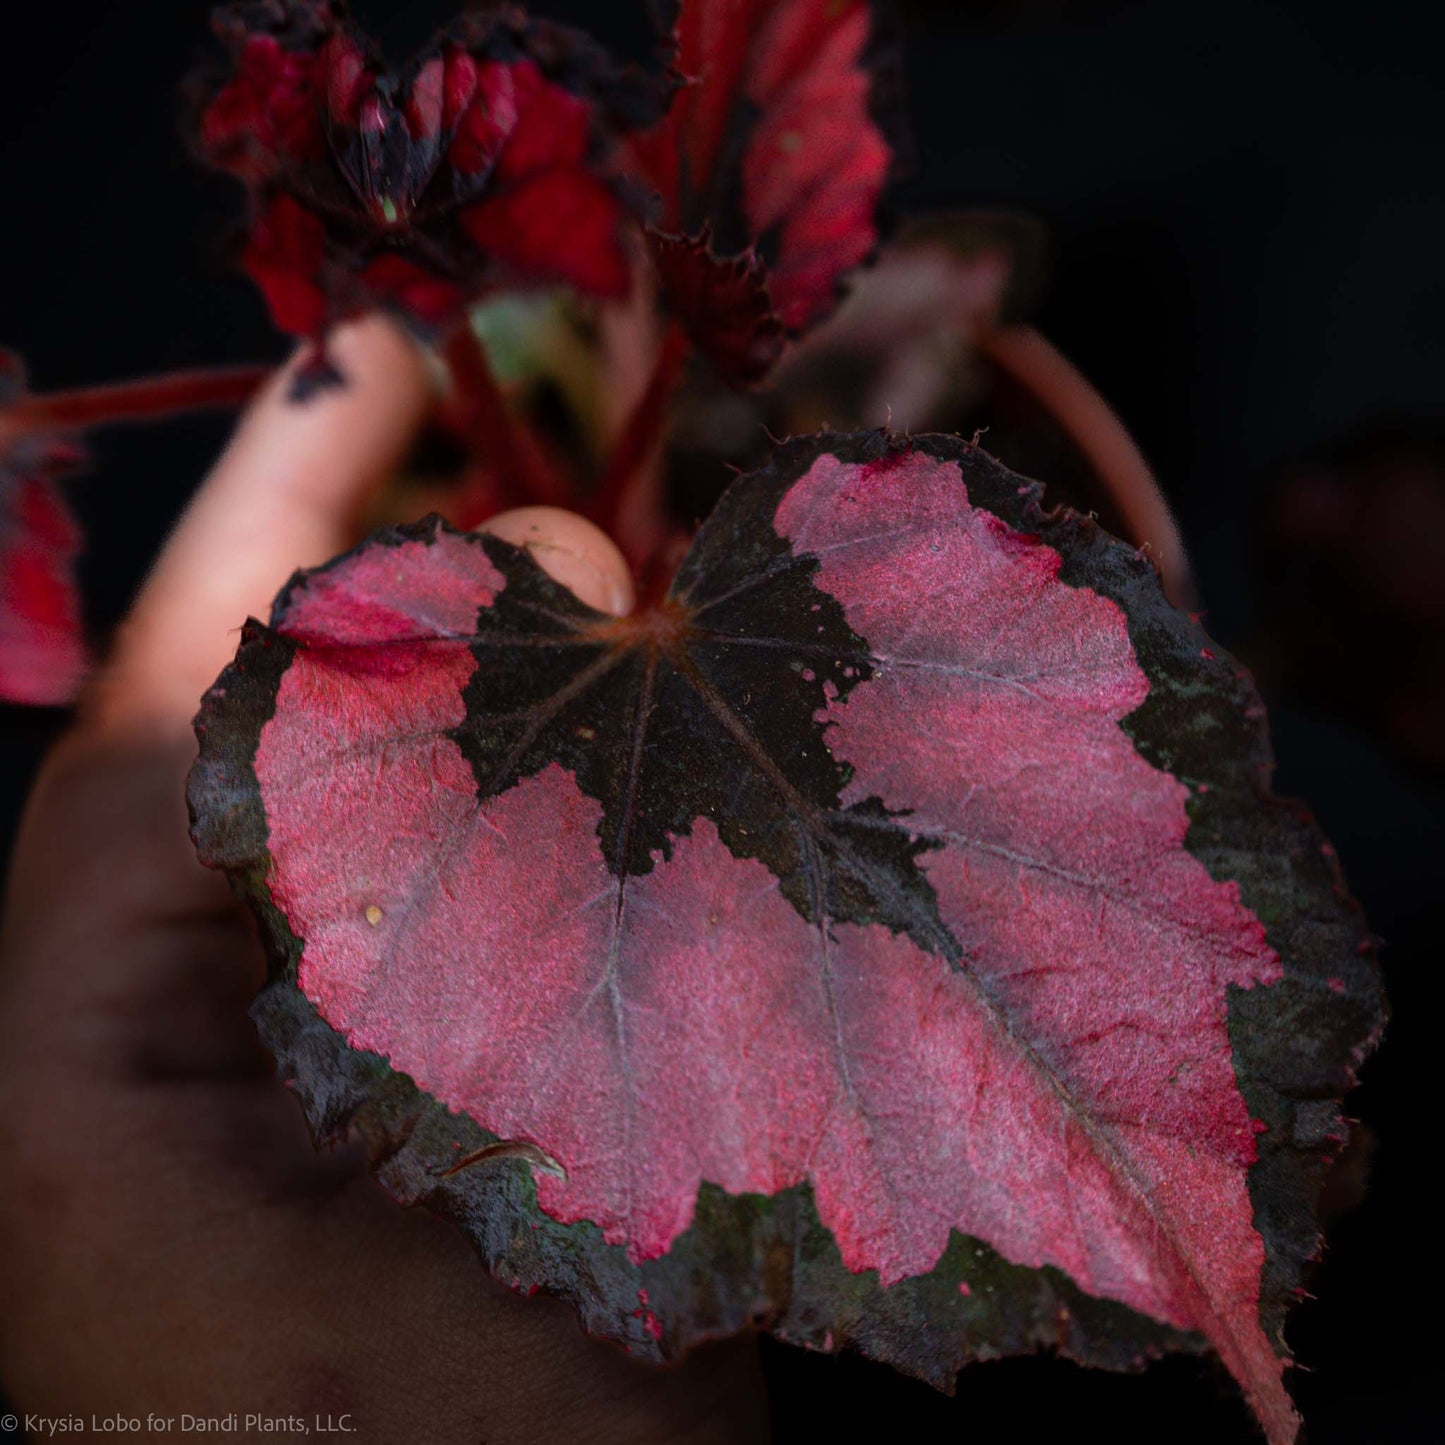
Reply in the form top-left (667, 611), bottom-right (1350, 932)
top-left (0, 320), bottom-right (766, 1442)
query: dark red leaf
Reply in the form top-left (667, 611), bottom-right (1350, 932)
top-left (628, 0), bottom-right (902, 382)
top-left (0, 364), bottom-right (87, 706)
top-left (200, 5), bottom-right (335, 180)
top-left (355, 254), bottom-right (465, 329)
top-left (197, 1), bottom-right (661, 340)
top-left (242, 193), bottom-right (332, 337)
top-left (190, 433), bottom-right (1381, 1443)
top-left (459, 169), bottom-right (632, 300)
top-left (648, 230), bottom-right (785, 385)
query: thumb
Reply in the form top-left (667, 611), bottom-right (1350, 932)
top-left (479, 505), bottom-right (634, 618)
top-left (91, 317), bottom-right (435, 738)
top-left (89, 319), bottom-right (634, 739)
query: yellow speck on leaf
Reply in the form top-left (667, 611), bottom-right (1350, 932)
top-left (365, 905), bottom-right (384, 927)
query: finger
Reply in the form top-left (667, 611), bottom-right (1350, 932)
top-left (481, 505), bottom-right (635, 616)
top-left (90, 317), bottom-right (435, 737)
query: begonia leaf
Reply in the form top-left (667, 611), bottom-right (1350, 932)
top-left (196, 0), bottom-right (663, 342)
top-left (629, 0), bottom-right (903, 383)
top-left (771, 211), bottom-right (1048, 431)
top-left (0, 356), bottom-right (87, 707)
top-left (648, 230), bottom-right (786, 385)
top-left (189, 432), bottom-right (1381, 1443)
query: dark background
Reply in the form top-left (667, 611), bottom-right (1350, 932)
top-left (3, 1), bottom-right (1441, 1441)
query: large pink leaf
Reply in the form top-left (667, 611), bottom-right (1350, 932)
top-left (190, 432), bottom-right (1380, 1441)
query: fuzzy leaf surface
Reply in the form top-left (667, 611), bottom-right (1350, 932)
top-left (190, 433), bottom-right (1380, 1443)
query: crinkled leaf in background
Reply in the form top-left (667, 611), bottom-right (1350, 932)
top-left (196, 0), bottom-right (662, 342)
top-left (0, 462), bottom-right (86, 708)
top-left (768, 211), bottom-right (1048, 434)
top-left (629, 0), bottom-right (904, 382)
top-left (668, 213), bottom-right (1044, 482)
top-left (647, 231), bottom-right (786, 386)
top-left (669, 211), bottom-right (1201, 605)
top-left (190, 433), bottom-right (1381, 1445)
top-left (0, 356), bottom-right (87, 707)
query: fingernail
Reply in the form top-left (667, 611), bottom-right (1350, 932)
top-left (481, 507), bottom-right (634, 616)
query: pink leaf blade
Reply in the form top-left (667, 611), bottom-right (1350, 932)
top-left (775, 448), bottom-right (1291, 1437)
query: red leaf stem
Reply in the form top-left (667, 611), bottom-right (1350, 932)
top-left (1, 364), bottom-right (271, 441)
top-left (590, 323), bottom-right (691, 566)
top-left (980, 324), bottom-right (1196, 610)
top-left (444, 326), bottom-right (572, 524)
